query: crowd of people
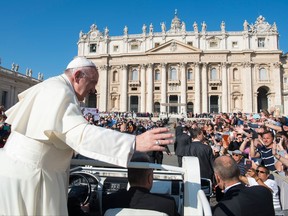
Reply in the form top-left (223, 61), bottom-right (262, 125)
top-left (80, 107), bottom-right (288, 214)
top-left (173, 109), bottom-right (288, 214)
top-left (0, 57), bottom-right (287, 215)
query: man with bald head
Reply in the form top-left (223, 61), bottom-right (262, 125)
top-left (213, 156), bottom-right (275, 216)
top-left (0, 57), bottom-right (173, 215)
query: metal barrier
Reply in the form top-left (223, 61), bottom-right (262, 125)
top-left (272, 172), bottom-right (288, 211)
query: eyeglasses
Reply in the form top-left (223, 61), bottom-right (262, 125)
top-left (256, 170), bottom-right (267, 174)
top-left (237, 137), bottom-right (243, 139)
top-left (232, 153), bottom-right (241, 156)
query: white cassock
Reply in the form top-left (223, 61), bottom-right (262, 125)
top-left (0, 74), bottom-right (135, 215)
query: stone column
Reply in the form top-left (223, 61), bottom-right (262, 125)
top-left (99, 65), bottom-right (108, 111)
top-left (120, 64), bottom-right (128, 111)
top-left (194, 63), bottom-right (201, 114)
top-left (160, 63), bottom-right (167, 113)
top-left (273, 62), bottom-right (282, 106)
top-left (221, 62), bottom-right (228, 112)
top-left (140, 64), bottom-right (146, 112)
top-left (243, 62), bottom-right (253, 113)
top-left (180, 62), bottom-right (187, 114)
top-left (146, 63), bottom-right (153, 113)
top-left (201, 63), bottom-right (208, 113)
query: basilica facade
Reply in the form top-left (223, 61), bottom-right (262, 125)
top-left (77, 13), bottom-right (288, 115)
top-left (0, 66), bottom-right (41, 109)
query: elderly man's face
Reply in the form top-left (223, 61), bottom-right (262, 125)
top-left (73, 67), bottom-right (98, 101)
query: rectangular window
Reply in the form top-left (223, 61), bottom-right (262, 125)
top-left (113, 45), bottom-right (119, 52)
top-left (187, 42), bottom-right (193, 46)
top-left (155, 86), bottom-right (160, 91)
top-left (131, 87), bottom-right (137, 91)
top-left (209, 41), bottom-right (218, 48)
top-left (90, 44), bottom-right (97, 53)
top-left (131, 44), bottom-right (139, 50)
top-left (232, 41), bottom-right (238, 48)
top-left (258, 38), bottom-right (265, 48)
top-left (1, 91), bottom-right (7, 107)
top-left (211, 87), bottom-right (218, 91)
top-left (154, 43), bottom-right (160, 48)
top-left (188, 86), bottom-right (193, 90)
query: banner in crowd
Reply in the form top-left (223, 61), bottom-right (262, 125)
top-left (81, 107), bottom-right (100, 121)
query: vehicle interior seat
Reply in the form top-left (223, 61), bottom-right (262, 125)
top-left (104, 208), bottom-right (169, 216)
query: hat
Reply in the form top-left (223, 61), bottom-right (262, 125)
top-left (253, 113), bottom-right (260, 119)
top-left (228, 149), bottom-right (243, 155)
top-left (66, 56), bottom-right (96, 69)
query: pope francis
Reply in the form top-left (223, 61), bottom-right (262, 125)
top-left (0, 57), bottom-right (173, 215)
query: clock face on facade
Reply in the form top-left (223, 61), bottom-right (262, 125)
top-left (90, 32), bottom-right (97, 39)
top-left (257, 24), bottom-right (268, 32)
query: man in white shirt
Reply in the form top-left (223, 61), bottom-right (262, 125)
top-left (240, 165), bottom-right (281, 211)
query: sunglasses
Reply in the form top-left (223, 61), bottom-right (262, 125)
top-left (232, 153), bottom-right (241, 156)
top-left (256, 170), bottom-right (267, 174)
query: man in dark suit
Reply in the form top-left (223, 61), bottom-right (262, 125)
top-left (213, 156), bottom-right (275, 216)
top-left (175, 126), bottom-right (191, 167)
top-left (102, 152), bottom-right (179, 216)
top-left (185, 128), bottom-right (214, 181)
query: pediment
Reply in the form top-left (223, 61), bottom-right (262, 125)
top-left (206, 36), bottom-right (222, 41)
top-left (146, 40), bottom-right (201, 54)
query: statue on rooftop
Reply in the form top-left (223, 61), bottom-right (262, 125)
top-left (193, 22), bottom-right (198, 33)
top-left (161, 22), bottom-right (166, 33)
top-left (142, 24), bottom-right (147, 34)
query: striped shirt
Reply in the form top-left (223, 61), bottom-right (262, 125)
top-left (258, 146), bottom-right (276, 171)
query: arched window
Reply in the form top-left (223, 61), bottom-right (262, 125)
top-left (131, 69), bottom-right (138, 81)
top-left (233, 68), bottom-right (239, 80)
top-left (170, 67), bottom-right (177, 80)
top-left (155, 69), bottom-right (160, 81)
top-left (112, 71), bottom-right (118, 82)
top-left (187, 69), bottom-right (193, 80)
top-left (154, 102), bottom-right (160, 113)
top-left (259, 68), bottom-right (267, 81)
top-left (210, 68), bottom-right (217, 80)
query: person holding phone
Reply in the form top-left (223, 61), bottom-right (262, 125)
top-left (228, 149), bottom-right (247, 176)
top-left (240, 165), bottom-right (281, 211)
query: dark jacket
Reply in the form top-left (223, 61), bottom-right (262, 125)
top-left (185, 141), bottom-right (214, 180)
top-left (102, 187), bottom-right (179, 216)
top-left (213, 183), bottom-right (275, 216)
top-left (175, 133), bottom-right (191, 156)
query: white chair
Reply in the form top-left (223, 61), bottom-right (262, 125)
top-left (104, 208), bottom-right (169, 216)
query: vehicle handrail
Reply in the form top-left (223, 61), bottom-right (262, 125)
top-left (71, 159), bottom-right (184, 173)
top-left (197, 190), bottom-right (212, 216)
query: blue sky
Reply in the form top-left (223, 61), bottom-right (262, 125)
top-left (1, 0), bottom-right (287, 79)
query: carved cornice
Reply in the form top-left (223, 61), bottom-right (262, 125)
top-left (209, 80), bottom-right (222, 86)
top-left (168, 80), bottom-right (180, 86)
top-left (128, 80), bottom-right (141, 87)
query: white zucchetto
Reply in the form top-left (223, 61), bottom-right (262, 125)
top-left (66, 56), bottom-right (96, 69)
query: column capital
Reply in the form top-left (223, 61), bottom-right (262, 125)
top-left (243, 62), bottom-right (252, 68)
top-left (273, 62), bottom-right (282, 69)
top-left (147, 63), bottom-right (153, 69)
top-left (195, 62), bottom-right (201, 68)
top-left (180, 62), bottom-right (186, 68)
top-left (160, 63), bottom-right (166, 68)
top-left (120, 64), bottom-right (128, 70)
top-left (99, 65), bottom-right (109, 70)
top-left (221, 62), bottom-right (230, 68)
top-left (140, 64), bottom-right (146, 69)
